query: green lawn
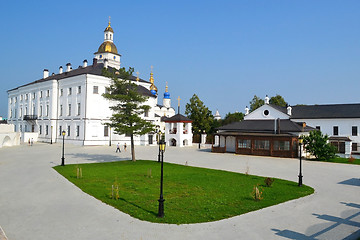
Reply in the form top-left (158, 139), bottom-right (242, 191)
top-left (54, 160), bottom-right (314, 224)
top-left (327, 157), bottom-right (360, 165)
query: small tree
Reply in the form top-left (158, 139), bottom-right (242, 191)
top-left (302, 130), bottom-right (337, 161)
top-left (269, 94), bottom-right (287, 107)
top-left (249, 95), bottom-right (265, 112)
top-left (185, 94), bottom-right (214, 134)
top-left (222, 112), bottom-right (244, 126)
top-left (102, 67), bottom-right (154, 161)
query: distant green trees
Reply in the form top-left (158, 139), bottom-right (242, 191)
top-left (185, 94), bottom-right (214, 134)
top-left (249, 94), bottom-right (287, 112)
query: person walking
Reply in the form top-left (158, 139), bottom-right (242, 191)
top-left (124, 143), bottom-right (127, 151)
top-left (116, 143), bottom-right (121, 153)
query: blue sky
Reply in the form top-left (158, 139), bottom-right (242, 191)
top-left (1, 1), bottom-right (360, 118)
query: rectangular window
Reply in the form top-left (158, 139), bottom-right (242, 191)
top-left (254, 140), bottom-right (270, 150)
top-left (78, 86), bottom-right (81, 94)
top-left (352, 143), bottom-right (358, 152)
top-left (40, 91), bottom-right (43, 98)
top-left (333, 126), bottom-right (339, 136)
top-left (316, 126), bottom-right (321, 131)
top-left (67, 126), bottom-right (70, 136)
top-left (238, 139), bottom-right (251, 149)
top-left (59, 126), bottom-right (62, 136)
top-left (144, 110), bottom-right (149, 117)
top-left (40, 106), bottom-right (42, 116)
top-left (60, 89), bottom-right (63, 96)
top-left (14, 109), bottom-right (16, 118)
top-left (20, 108), bottom-right (22, 117)
top-left (39, 125), bottom-right (42, 135)
top-left (104, 126), bottom-right (109, 137)
top-left (77, 103), bottom-right (80, 116)
top-left (68, 104), bottom-right (71, 116)
top-left (60, 105), bottom-right (62, 116)
top-left (273, 141), bottom-right (290, 151)
top-left (47, 90), bottom-right (50, 97)
top-left (68, 87), bottom-right (72, 95)
top-left (93, 86), bottom-right (98, 94)
top-left (33, 93), bottom-right (35, 99)
top-left (76, 125), bottom-right (80, 137)
top-left (46, 105), bottom-right (49, 116)
top-left (20, 95), bottom-right (23, 101)
top-left (46, 125), bottom-right (49, 135)
top-left (352, 126), bottom-right (357, 136)
top-left (25, 94), bottom-right (28, 100)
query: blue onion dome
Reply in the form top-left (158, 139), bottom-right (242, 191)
top-left (164, 91), bottom-right (170, 99)
top-left (164, 82), bottom-right (170, 99)
top-left (150, 89), bottom-right (157, 95)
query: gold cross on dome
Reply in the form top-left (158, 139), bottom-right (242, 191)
top-left (151, 65), bottom-right (153, 72)
top-left (177, 96), bottom-right (181, 106)
top-left (108, 16), bottom-right (111, 25)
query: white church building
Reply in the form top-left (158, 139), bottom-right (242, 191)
top-left (7, 20), bottom-right (176, 146)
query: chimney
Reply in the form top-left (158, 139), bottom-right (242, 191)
top-left (287, 105), bottom-right (292, 115)
top-left (83, 59), bottom-right (88, 67)
top-left (43, 69), bottom-right (49, 79)
top-left (59, 66), bottom-right (63, 74)
top-left (245, 106), bottom-right (249, 115)
top-left (66, 63), bottom-right (71, 72)
top-left (104, 59), bottom-right (108, 68)
top-left (265, 95), bottom-right (270, 105)
top-left (93, 58), bottom-right (97, 66)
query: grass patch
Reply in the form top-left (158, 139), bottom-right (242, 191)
top-left (327, 157), bottom-right (360, 165)
top-left (306, 157), bottom-right (360, 165)
top-left (54, 160), bottom-right (314, 224)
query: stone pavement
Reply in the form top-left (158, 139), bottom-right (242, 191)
top-left (0, 143), bottom-right (359, 240)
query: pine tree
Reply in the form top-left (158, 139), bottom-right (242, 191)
top-left (102, 67), bottom-right (154, 161)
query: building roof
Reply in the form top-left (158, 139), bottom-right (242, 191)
top-left (8, 62), bottom-right (152, 95)
top-left (218, 119), bottom-right (314, 134)
top-left (164, 114), bottom-right (192, 123)
top-left (290, 104), bottom-right (360, 119)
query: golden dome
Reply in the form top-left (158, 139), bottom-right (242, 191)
top-left (104, 25), bottom-right (114, 33)
top-left (96, 41), bottom-right (118, 54)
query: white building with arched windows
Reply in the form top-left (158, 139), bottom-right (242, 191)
top-left (7, 20), bottom-right (175, 146)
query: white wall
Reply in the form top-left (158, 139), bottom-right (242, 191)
top-left (244, 104), bottom-right (289, 120)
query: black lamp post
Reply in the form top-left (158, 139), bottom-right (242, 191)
top-left (158, 130), bottom-right (162, 162)
top-left (158, 139), bottom-right (166, 218)
top-left (198, 129), bottom-right (201, 149)
top-left (298, 138), bottom-right (303, 186)
top-left (61, 130), bottom-right (66, 166)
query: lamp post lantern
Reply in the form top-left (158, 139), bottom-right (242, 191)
top-left (298, 138), bottom-right (303, 186)
top-left (61, 130), bottom-right (66, 166)
top-left (157, 139), bottom-right (166, 218)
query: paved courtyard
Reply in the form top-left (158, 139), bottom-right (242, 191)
top-left (0, 143), bottom-right (359, 240)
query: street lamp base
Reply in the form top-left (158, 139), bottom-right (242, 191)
top-left (61, 157), bottom-right (65, 166)
top-left (157, 198), bottom-right (165, 218)
top-left (298, 175), bottom-right (303, 186)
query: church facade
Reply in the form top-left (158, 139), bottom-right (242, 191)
top-left (7, 21), bottom-right (175, 146)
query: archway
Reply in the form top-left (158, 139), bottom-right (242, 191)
top-left (2, 136), bottom-right (11, 147)
top-left (169, 138), bottom-right (177, 146)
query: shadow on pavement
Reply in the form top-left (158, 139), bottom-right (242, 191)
top-left (338, 178), bottom-right (360, 187)
top-left (68, 153), bottom-right (130, 163)
top-left (272, 202), bottom-right (360, 240)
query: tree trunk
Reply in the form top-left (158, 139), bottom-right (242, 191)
top-left (130, 134), bottom-right (136, 161)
